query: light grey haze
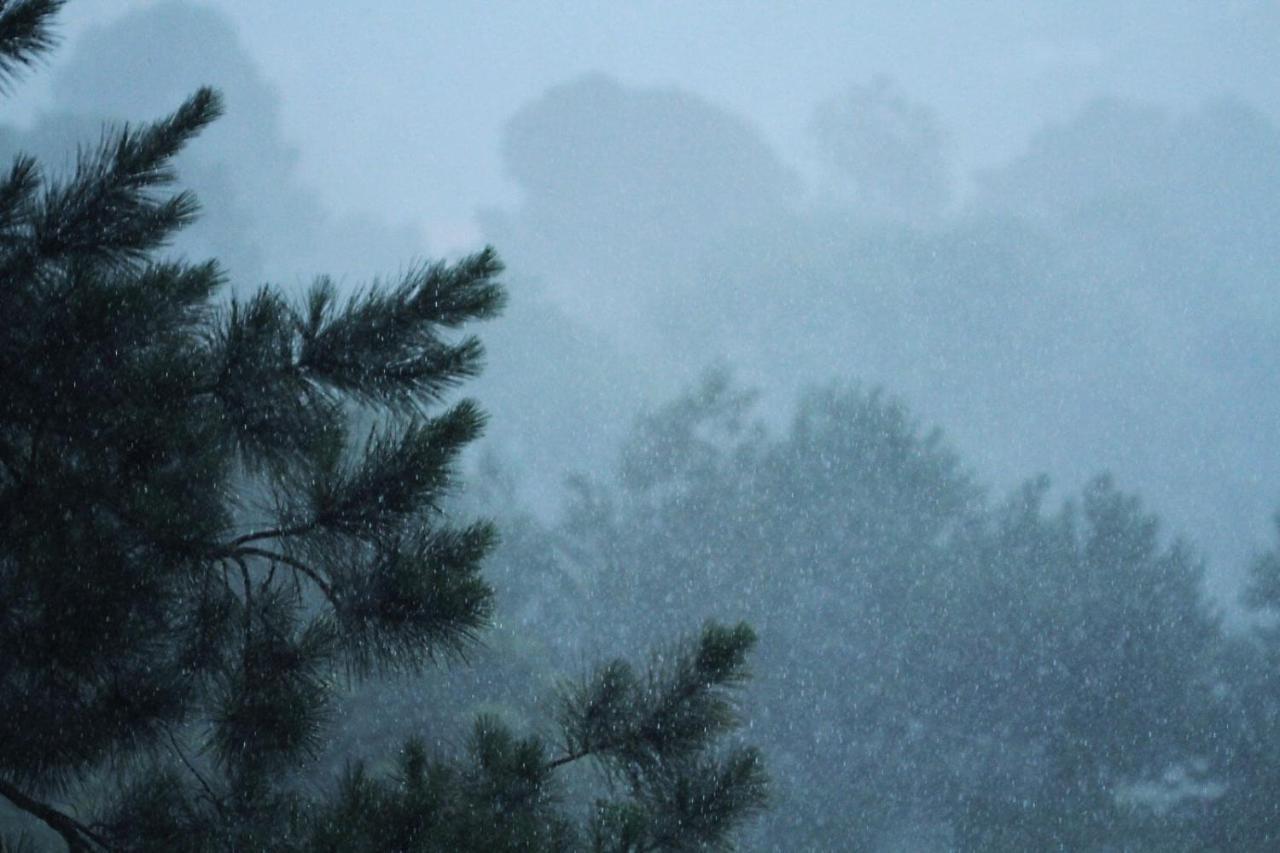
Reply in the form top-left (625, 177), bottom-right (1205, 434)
top-left (16, 1), bottom-right (1279, 603)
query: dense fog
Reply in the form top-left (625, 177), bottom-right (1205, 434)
top-left (4, 1), bottom-right (1280, 849)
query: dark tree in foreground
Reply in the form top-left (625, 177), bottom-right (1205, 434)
top-left (0, 4), bottom-right (765, 850)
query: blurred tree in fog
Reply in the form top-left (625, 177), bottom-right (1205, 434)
top-left (1191, 522), bottom-right (1280, 848)
top-left (485, 73), bottom-right (1280, 605)
top-left (810, 76), bottom-right (953, 223)
top-left (521, 371), bottom-right (1223, 850)
top-left (947, 478), bottom-right (1218, 849)
top-left (0, 4), bottom-right (767, 850)
top-left (483, 73), bottom-right (798, 364)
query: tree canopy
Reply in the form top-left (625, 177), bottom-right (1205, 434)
top-left (0, 4), bottom-right (766, 850)
top-left (477, 371), bottom-right (1227, 849)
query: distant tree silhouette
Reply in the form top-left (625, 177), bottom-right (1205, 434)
top-left (1194, 519), bottom-right (1280, 848)
top-left (811, 76), bottom-right (953, 222)
top-left (550, 371), bottom-right (1221, 849)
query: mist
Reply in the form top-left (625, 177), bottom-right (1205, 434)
top-left (5, 1), bottom-right (1280, 848)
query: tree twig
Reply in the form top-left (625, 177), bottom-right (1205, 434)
top-left (230, 545), bottom-right (336, 604)
top-left (544, 748), bottom-right (592, 772)
top-left (231, 554), bottom-right (253, 644)
top-left (228, 521), bottom-right (317, 549)
top-left (164, 725), bottom-right (223, 814)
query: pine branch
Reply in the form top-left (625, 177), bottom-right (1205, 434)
top-left (231, 554), bottom-right (254, 650)
top-left (0, 154), bottom-right (38, 230)
top-left (164, 726), bottom-right (223, 815)
top-left (404, 246), bottom-right (507, 327)
top-left (31, 87), bottom-right (223, 266)
top-left (328, 523), bottom-right (496, 674)
top-left (544, 749), bottom-right (589, 773)
top-left (310, 402), bottom-right (486, 540)
top-left (297, 249), bottom-right (505, 410)
top-left (637, 748), bottom-right (769, 851)
top-left (0, 777), bottom-right (110, 852)
top-left (554, 623), bottom-right (757, 776)
top-left (228, 545), bottom-right (336, 605)
top-left (0, 0), bottom-right (62, 91)
top-left (210, 596), bottom-right (336, 772)
top-left (207, 285), bottom-right (337, 465)
top-left (228, 522), bottom-right (317, 549)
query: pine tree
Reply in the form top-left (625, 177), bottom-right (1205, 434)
top-left (0, 4), bottom-right (766, 850)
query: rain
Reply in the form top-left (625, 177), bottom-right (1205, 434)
top-left (2, 2), bottom-right (1279, 849)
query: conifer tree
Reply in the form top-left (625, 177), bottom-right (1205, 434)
top-left (0, 3), bottom-right (765, 849)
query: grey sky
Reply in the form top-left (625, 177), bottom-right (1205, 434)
top-left (11, 0), bottom-right (1278, 608)
top-left (31, 1), bottom-right (1280, 250)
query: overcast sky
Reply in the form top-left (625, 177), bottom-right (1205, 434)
top-left (28, 0), bottom-right (1280, 251)
top-left (11, 1), bottom-right (1279, 604)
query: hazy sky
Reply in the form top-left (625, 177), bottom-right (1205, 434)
top-left (14, 1), bottom-right (1279, 604)
top-left (31, 0), bottom-right (1280, 251)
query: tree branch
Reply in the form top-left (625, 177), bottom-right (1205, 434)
top-left (227, 521), bottom-right (317, 549)
top-left (228, 545), bottom-right (336, 604)
top-left (230, 554), bottom-right (253, 645)
top-left (0, 777), bottom-right (111, 852)
top-left (164, 725), bottom-right (223, 815)
top-left (545, 748), bottom-right (592, 773)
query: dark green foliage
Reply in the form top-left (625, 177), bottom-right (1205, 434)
top-left (97, 769), bottom-right (220, 852)
top-left (305, 728), bottom-right (568, 853)
top-left (0, 10), bottom-right (765, 851)
top-left (328, 521), bottom-right (497, 673)
top-left (310, 407), bottom-right (486, 539)
top-left (0, 68), bottom-right (226, 790)
top-left (304, 623), bottom-right (762, 852)
top-left (211, 591), bottom-right (338, 775)
top-left (557, 623), bottom-right (755, 776)
top-left (298, 253), bottom-right (505, 411)
top-left (0, 1), bottom-right (61, 90)
top-left (619, 748), bottom-right (767, 852)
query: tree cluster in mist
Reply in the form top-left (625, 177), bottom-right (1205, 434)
top-left (14, 4), bottom-right (1278, 595)
top-left (483, 70), bottom-right (1280, 602)
top-left (7, 2), bottom-right (1280, 850)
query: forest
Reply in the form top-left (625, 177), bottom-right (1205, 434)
top-left (3, 2), bottom-right (1280, 850)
